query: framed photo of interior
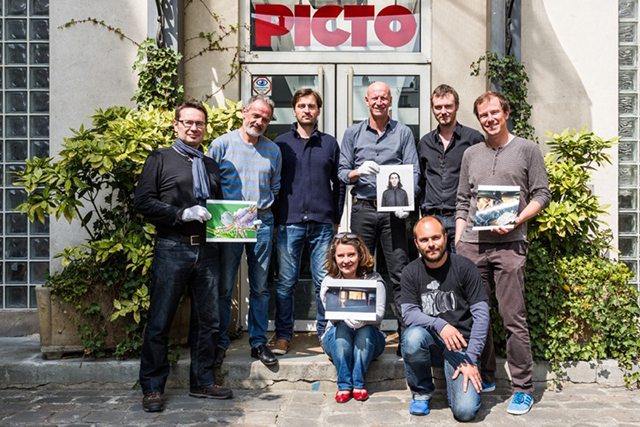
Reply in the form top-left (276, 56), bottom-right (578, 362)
top-left (324, 278), bottom-right (379, 321)
top-left (376, 164), bottom-right (415, 212)
top-left (206, 200), bottom-right (259, 242)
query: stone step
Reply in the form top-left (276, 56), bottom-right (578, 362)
top-left (0, 333), bottom-right (633, 391)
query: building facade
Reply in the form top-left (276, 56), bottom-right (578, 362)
top-left (1, 0), bottom-right (625, 334)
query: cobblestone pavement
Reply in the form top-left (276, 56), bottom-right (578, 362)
top-left (1, 383), bottom-right (639, 426)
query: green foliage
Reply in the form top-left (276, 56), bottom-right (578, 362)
top-left (132, 39), bottom-right (184, 110)
top-left (470, 52), bottom-right (536, 141)
top-left (509, 127), bottom-right (639, 387)
top-left (17, 101), bottom-right (243, 358)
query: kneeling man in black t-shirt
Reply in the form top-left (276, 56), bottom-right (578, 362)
top-left (400, 216), bottom-right (489, 421)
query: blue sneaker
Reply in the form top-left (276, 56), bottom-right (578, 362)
top-left (409, 399), bottom-right (430, 416)
top-left (507, 392), bottom-right (534, 415)
top-left (481, 381), bottom-right (495, 393)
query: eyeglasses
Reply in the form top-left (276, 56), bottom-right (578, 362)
top-left (177, 120), bottom-right (206, 129)
top-left (333, 233), bottom-right (358, 240)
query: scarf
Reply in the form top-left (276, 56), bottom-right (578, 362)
top-left (172, 138), bottom-right (210, 201)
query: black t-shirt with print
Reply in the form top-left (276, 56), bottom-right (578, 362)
top-left (400, 253), bottom-right (487, 339)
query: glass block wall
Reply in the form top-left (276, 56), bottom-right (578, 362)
top-left (0, 0), bottom-right (49, 309)
top-left (620, 0), bottom-right (640, 291)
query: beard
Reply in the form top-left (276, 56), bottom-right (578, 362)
top-left (420, 245), bottom-right (446, 264)
top-left (244, 123), bottom-right (264, 137)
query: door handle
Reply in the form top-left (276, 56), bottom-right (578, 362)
top-left (318, 66), bottom-right (324, 132)
top-left (347, 66), bottom-right (354, 127)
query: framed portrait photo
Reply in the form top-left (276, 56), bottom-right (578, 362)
top-left (206, 200), bottom-right (259, 242)
top-left (376, 164), bottom-right (415, 212)
top-left (324, 278), bottom-right (379, 321)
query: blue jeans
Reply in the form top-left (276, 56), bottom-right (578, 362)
top-left (139, 238), bottom-right (219, 394)
top-left (402, 326), bottom-right (481, 422)
top-left (275, 222), bottom-right (334, 340)
top-left (322, 322), bottom-right (386, 390)
top-left (218, 211), bottom-right (274, 349)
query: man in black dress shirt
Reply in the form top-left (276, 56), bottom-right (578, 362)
top-left (135, 100), bottom-right (232, 412)
top-left (418, 85), bottom-right (484, 253)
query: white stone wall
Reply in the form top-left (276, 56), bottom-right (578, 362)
top-left (523, 0), bottom-right (619, 248)
top-left (431, 1), bottom-right (488, 131)
top-left (50, 1), bottom-right (149, 268)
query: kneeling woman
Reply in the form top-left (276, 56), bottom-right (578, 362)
top-left (320, 233), bottom-right (386, 403)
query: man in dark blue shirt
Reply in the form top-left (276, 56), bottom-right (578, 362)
top-left (418, 84), bottom-right (484, 253)
top-left (272, 89), bottom-right (345, 354)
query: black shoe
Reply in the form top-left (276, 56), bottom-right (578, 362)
top-left (189, 384), bottom-right (233, 399)
top-left (251, 344), bottom-right (278, 366)
top-left (213, 348), bottom-right (226, 368)
top-left (142, 392), bottom-right (164, 412)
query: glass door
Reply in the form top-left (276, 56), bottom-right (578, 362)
top-left (237, 63), bottom-right (430, 332)
top-left (240, 64), bottom-right (337, 334)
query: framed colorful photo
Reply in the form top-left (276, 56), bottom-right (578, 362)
top-left (472, 185), bottom-right (520, 231)
top-left (376, 164), bottom-right (415, 212)
top-left (206, 200), bottom-right (259, 242)
top-left (324, 278), bottom-right (379, 321)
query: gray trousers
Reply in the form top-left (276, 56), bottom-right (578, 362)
top-left (456, 240), bottom-right (534, 394)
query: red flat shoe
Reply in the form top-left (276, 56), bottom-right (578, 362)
top-left (335, 390), bottom-right (352, 403)
top-left (353, 389), bottom-right (369, 401)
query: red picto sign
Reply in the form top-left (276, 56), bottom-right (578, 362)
top-left (254, 4), bottom-right (418, 48)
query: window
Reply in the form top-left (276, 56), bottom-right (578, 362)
top-left (0, 0), bottom-right (49, 309)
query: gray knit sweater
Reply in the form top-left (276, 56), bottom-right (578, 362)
top-left (456, 136), bottom-right (551, 243)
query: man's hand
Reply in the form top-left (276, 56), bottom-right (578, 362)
top-left (452, 362), bottom-right (482, 393)
top-left (394, 209), bottom-right (409, 219)
top-left (439, 324), bottom-right (467, 352)
top-left (357, 161), bottom-right (380, 176)
top-left (181, 205), bottom-right (211, 223)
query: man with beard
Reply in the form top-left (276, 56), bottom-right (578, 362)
top-left (418, 85), bottom-right (484, 253)
top-left (207, 95), bottom-right (282, 367)
top-left (400, 216), bottom-right (489, 421)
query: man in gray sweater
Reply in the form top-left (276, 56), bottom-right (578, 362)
top-left (455, 91), bottom-right (550, 416)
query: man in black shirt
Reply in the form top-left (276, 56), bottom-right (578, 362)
top-left (400, 216), bottom-right (489, 421)
top-left (135, 100), bottom-right (233, 412)
top-left (418, 85), bottom-right (484, 253)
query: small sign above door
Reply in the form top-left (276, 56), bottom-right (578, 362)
top-left (252, 76), bottom-right (272, 95)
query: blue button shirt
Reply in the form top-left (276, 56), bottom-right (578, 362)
top-left (338, 119), bottom-right (420, 199)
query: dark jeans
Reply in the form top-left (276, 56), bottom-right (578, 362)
top-left (350, 200), bottom-right (409, 335)
top-left (139, 237), bottom-right (220, 394)
top-left (456, 240), bottom-right (534, 394)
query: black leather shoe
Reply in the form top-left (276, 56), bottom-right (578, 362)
top-left (189, 384), bottom-right (233, 399)
top-left (251, 344), bottom-right (278, 366)
top-left (142, 392), bottom-right (164, 412)
top-left (213, 348), bottom-right (226, 368)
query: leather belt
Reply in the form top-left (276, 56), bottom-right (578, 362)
top-left (353, 198), bottom-right (377, 208)
top-left (258, 207), bottom-right (271, 216)
top-left (157, 232), bottom-right (203, 246)
top-left (426, 208), bottom-right (455, 216)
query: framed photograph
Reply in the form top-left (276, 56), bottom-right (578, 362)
top-left (376, 164), bottom-right (415, 212)
top-left (324, 278), bottom-right (379, 321)
top-left (472, 185), bottom-right (520, 231)
top-left (206, 200), bottom-right (259, 242)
